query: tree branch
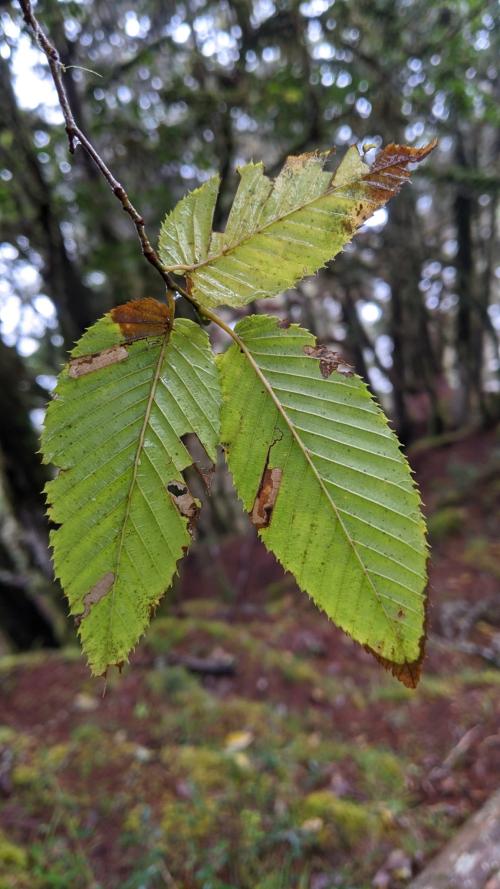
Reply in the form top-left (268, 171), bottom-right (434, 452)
top-left (17, 0), bottom-right (180, 295)
top-left (16, 0), bottom-right (259, 345)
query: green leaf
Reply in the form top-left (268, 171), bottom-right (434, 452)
top-left (218, 315), bottom-right (428, 687)
top-left (41, 298), bottom-right (220, 675)
top-left (158, 141), bottom-right (436, 310)
top-left (158, 176), bottom-right (220, 268)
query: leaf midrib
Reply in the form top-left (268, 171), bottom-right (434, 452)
top-left (103, 333), bottom-right (170, 660)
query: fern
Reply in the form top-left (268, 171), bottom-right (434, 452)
top-left (41, 141), bottom-right (434, 683)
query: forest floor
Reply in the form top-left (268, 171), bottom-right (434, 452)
top-left (1, 427), bottom-right (500, 889)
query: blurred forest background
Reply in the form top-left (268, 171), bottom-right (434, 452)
top-left (0, 1), bottom-right (500, 888)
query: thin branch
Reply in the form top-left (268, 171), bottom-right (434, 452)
top-left (16, 0), bottom-right (242, 342)
top-left (17, 0), bottom-right (180, 294)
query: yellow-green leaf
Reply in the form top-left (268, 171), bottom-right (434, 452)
top-left (158, 141), bottom-right (436, 310)
top-left (41, 299), bottom-right (221, 675)
top-left (219, 315), bottom-right (428, 687)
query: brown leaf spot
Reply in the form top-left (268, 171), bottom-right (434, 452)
top-left (282, 149), bottom-right (330, 173)
top-left (251, 467), bottom-right (282, 528)
top-left (110, 297), bottom-right (172, 341)
top-left (303, 345), bottom-right (354, 378)
top-left (75, 571), bottom-right (115, 626)
top-left (167, 481), bottom-right (200, 532)
top-left (69, 345), bottom-right (128, 378)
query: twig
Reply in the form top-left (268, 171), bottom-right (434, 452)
top-left (442, 724), bottom-right (481, 771)
top-left (17, 0), bottom-right (181, 295)
top-left (17, 0), bottom-right (243, 344)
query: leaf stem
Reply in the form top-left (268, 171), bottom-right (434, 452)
top-left (16, 2), bottom-right (243, 342)
top-left (105, 329), bottom-right (171, 660)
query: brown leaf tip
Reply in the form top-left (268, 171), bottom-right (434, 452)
top-left (366, 591), bottom-right (428, 689)
top-left (251, 467), bottom-right (282, 528)
top-left (372, 139), bottom-right (437, 172)
top-left (304, 345), bottom-right (354, 378)
top-left (363, 140), bottom-right (437, 205)
top-left (110, 297), bottom-right (172, 342)
top-left (369, 649), bottom-right (423, 689)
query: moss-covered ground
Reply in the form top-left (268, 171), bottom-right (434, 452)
top-left (1, 429), bottom-right (499, 889)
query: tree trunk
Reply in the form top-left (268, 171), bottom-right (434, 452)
top-left (0, 342), bottom-right (61, 650)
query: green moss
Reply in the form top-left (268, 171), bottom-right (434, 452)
top-left (175, 745), bottom-right (229, 788)
top-left (419, 675), bottom-right (456, 697)
top-left (0, 648), bottom-right (80, 675)
top-left (0, 726), bottom-right (17, 745)
top-left (144, 617), bottom-right (192, 652)
top-left (181, 599), bottom-right (222, 618)
top-left (43, 743), bottom-right (71, 769)
top-left (369, 682), bottom-right (413, 703)
top-left (71, 723), bottom-right (104, 744)
top-left (239, 808), bottom-right (265, 849)
top-left (164, 744), bottom-right (253, 794)
top-left (458, 668), bottom-right (500, 686)
top-left (298, 792), bottom-right (379, 849)
top-left (12, 764), bottom-right (41, 788)
top-left (146, 664), bottom-right (201, 698)
top-left (288, 733), bottom-right (351, 766)
top-left (427, 506), bottom-right (466, 543)
top-left (158, 687), bottom-right (286, 750)
top-left (374, 672), bottom-right (455, 702)
top-left (463, 538), bottom-right (500, 578)
top-left (123, 804), bottom-right (150, 834)
top-left (354, 747), bottom-right (406, 798)
top-left (161, 796), bottom-right (217, 848)
top-left (267, 650), bottom-right (321, 685)
top-left (0, 833), bottom-right (28, 873)
top-left (146, 616), bottom-right (233, 655)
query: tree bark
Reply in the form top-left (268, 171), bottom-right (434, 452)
top-left (409, 790), bottom-right (500, 889)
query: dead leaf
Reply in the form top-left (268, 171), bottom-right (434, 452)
top-left (110, 296), bottom-right (172, 341)
top-left (358, 140), bottom-right (437, 226)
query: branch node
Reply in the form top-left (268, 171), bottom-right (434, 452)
top-left (65, 126), bottom-right (77, 153)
